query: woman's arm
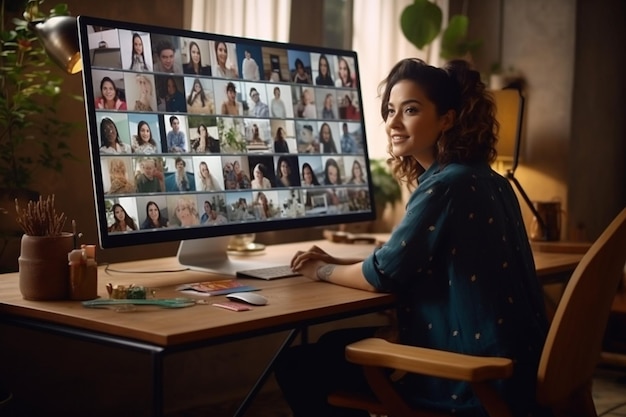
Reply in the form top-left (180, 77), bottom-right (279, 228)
top-left (290, 245), bottom-right (377, 292)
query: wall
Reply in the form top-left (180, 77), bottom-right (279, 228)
top-left (501, 1), bottom-right (577, 237)
top-left (464, 0), bottom-right (626, 241)
top-left (568, 0), bottom-right (626, 240)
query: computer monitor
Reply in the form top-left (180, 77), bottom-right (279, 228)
top-left (77, 16), bottom-right (376, 276)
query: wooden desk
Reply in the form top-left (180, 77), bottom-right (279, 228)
top-left (0, 239), bottom-right (584, 416)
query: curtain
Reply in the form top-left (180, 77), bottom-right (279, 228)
top-left (352, 0), bottom-right (446, 159)
top-left (184, 0), bottom-right (291, 42)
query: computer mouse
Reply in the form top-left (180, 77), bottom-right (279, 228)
top-left (226, 292), bottom-right (268, 306)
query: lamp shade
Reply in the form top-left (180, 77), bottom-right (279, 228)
top-left (492, 89), bottom-right (522, 162)
top-left (28, 16), bottom-right (82, 74)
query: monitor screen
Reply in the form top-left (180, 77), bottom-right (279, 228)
top-left (77, 16), bottom-right (375, 274)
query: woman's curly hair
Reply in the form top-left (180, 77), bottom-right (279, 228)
top-left (378, 58), bottom-right (499, 186)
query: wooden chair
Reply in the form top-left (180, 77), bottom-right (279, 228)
top-left (329, 207), bottom-right (626, 417)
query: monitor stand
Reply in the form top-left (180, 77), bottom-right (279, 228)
top-left (176, 236), bottom-right (274, 277)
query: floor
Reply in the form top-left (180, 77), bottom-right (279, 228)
top-left (176, 365), bottom-right (626, 417)
top-left (593, 366), bottom-right (626, 417)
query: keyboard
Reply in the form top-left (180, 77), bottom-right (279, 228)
top-left (236, 265), bottom-right (302, 280)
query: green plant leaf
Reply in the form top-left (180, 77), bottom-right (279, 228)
top-left (440, 15), bottom-right (468, 59)
top-left (400, 0), bottom-right (442, 50)
top-left (439, 15), bottom-right (482, 60)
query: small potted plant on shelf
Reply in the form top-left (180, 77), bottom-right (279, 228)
top-left (15, 194), bottom-right (73, 300)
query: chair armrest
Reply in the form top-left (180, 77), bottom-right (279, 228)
top-left (345, 338), bottom-right (513, 382)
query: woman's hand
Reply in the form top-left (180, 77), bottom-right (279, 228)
top-left (290, 245), bottom-right (363, 281)
top-left (290, 246), bottom-right (375, 291)
top-left (291, 246), bottom-right (329, 281)
top-left (291, 245), bottom-right (346, 267)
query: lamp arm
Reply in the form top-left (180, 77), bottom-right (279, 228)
top-left (505, 169), bottom-right (547, 239)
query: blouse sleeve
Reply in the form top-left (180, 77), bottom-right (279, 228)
top-left (362, 178), bottom-right (453, 291)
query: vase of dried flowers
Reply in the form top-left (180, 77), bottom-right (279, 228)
top-left (16, 195), bottom-right (72, 300)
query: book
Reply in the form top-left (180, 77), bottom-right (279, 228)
top-left (176, 279), bottom-right (258, 296)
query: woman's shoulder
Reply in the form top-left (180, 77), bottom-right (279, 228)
top-left (420, 163), bottom-right (507, 198)
top-left (437, 163), bottom-right (498, 180)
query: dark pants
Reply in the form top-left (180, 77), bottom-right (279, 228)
top-left (274, 326), bottom-right (379, 417)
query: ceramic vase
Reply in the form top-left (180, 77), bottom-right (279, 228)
top-left (18, 232), bottom-right (73, 300)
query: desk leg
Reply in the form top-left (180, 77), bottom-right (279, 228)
top-left (232, 328), bottom-right (302, 417)
top-left (152, 350), bottom-right (164, 417)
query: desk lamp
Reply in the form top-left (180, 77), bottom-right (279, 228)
top-left (23, 1), bottom-right (82, 74)
top-left (492, 88), bottom-right (547, 239)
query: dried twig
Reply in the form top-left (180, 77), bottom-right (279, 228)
top-left (15, 195), bottom-right (67, 236)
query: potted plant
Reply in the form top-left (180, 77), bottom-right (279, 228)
top-left (0, 0), bottom-right (76, 269)
top-left (15, 194), bottom-right (73, 300)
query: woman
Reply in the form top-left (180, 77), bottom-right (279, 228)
top-left (273, 127), bottom-right (289, 153)
top-left (107, 158), bottom-right (135, 194)
top-left (186, 78), bottom-right (214, 114)
top-left (270, 86), bottom-right (287, 118)
top-left (222, 162), bottom-right (237, 190)
top-left (251, 163), bottom-right (272, 189)
top-left (233, 160), bottom-right (251, 189)
top-left (301, 162), bottom-right (320, 186)
top-left (164, 77), bottom-right (186, 113)
top-left (108, 203), bottom-right (137, 232)
top-left (347, 159), bottom-right (365, 184)
top-left (174, 196), bottom-right (199, 227)
top-left (296, 88), bottom-right (316, 119)
top-left (319, 122), bottom-right (338, 154)
top-left (321, 93), bottom-right (336, 119)
top-left (293, 58), bottom-right (311, 84)
top-left (133, 74), bottom-right (154, 111)
top-left (183, 41), bottom-right (211, 75)
top-left (191, 124), bottom-right (220, 153)
top-left (276, 156), bottom-right (299, 188)
top-left (343, 94), bottom-right (360, 120)
top-left (323, 157), bottom-right (341, 185)
top-left (275, 59), bottom-right (549, 417)
top-left (129, 33), bottom-right (150, 71)
top-left (197, 161), bottom-right (221, 191)
top-left (95, 77), bottom-right (127, 110)
top-left (220, 82), bottom-right (241, 115)
top-left (254, 191), bottom-right (271, 219)
top-left (315, 54), bottom-right (334, 86)
top-left (99, 117), bottom-right (131, 154)
top-left (213, 41), bottom-right (238, 78)
top-left (250, 124), bottom-right (264, 145)
top-left (141, 201), bottom-right (168, 229)
top-left (131, 121), bottom-right (158, 154)
top-left (335, 57), bottom-right (353, 88)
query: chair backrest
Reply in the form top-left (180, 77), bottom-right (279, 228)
top-left (537, 207), bottom-right (626, 406)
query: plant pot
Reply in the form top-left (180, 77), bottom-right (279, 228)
top-left (18, 232), bottom-right (73, 300)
